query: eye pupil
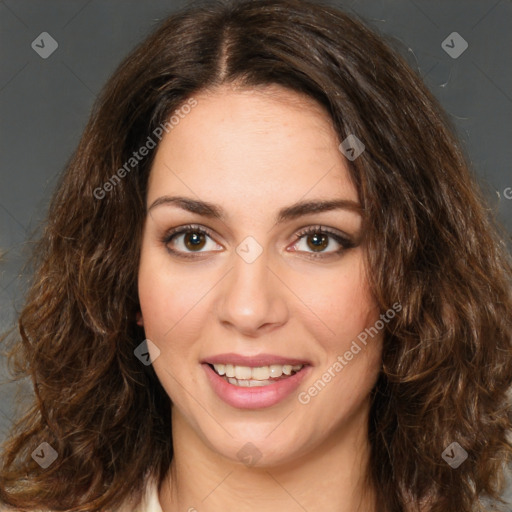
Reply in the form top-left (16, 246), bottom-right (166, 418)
top-left (185, 232), bottom-right (206, 251)
top-left (307, 233), bottom-right (328, 251)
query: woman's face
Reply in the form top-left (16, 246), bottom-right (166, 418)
top-left (137, 84), bottom-right (383, 467)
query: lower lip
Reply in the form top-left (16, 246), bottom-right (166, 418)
top-left (202, 363), bottom-right (312, 409)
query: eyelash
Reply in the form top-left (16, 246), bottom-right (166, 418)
top-left (161, 223), bottom-right (355, 260)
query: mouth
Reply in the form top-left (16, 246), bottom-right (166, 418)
top-left (202, 360), bottom-right (312, 409)
top-left (207, 362), bottom-right (305, 387)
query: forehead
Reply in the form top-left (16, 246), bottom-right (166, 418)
top-left (146, 85), bottom-right (358, 210)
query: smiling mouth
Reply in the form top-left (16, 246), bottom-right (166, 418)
top-left (208, 363), bottom-right (305, 387)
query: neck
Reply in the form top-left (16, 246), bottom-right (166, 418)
top-left (158, 402), bottom-right (377, 512)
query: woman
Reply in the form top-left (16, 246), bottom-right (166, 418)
top-left (1, 0), bottom-right (511, 510)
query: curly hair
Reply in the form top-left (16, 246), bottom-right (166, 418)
top-left (1, 0), bottom-right (511, 510)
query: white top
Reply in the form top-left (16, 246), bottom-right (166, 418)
top-left (118, 476), bottom-right (164, 512)
top-left (138, 477), bottom-right (164, 512)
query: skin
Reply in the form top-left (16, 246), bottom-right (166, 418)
top-left (136, 83), bottom-right (383, 512)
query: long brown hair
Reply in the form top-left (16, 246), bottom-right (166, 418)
top-left (1, 0), bottom-right (511, 510)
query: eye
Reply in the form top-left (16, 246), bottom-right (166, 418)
top-left (289, 225), bottom-right (355, 259)
top-left (161, 224), bottom-right (355, 260)
top-left (161, 224), bottom-right (222, 259)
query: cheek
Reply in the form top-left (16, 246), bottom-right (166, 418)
top-left (291, 249), bottom-right (378, 348)
top-left (137, 243), bottom-right (191, 340)
top-left (137, 242), bottom-right (219, 364)
top-left (137, 251), bottom-right (209, 402)
top-left (295, 256), bottom-right (382, 426)
top-left (138, 269), bottom-right (206, 342)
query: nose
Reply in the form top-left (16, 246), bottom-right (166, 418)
top-left (216, 247), bottom-right (289, 336)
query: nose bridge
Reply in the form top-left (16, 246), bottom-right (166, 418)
top-left (218, 240), bottom-right (287, 333)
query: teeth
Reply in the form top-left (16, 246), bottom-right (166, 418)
top-left (235, 365), bottom-right (252, 380)
top-left (212, 363), bottom-right (304, 381)
top-left (227, 377), bottom-right (293, 387)
top-left (215, 364), bottom-right (226, 376)
top-left (283, 365), bottom-right (293, 376)
top-left (269, 364), bottom-right (282, 378)
top-left (253, 366), bottom-right (270, 380)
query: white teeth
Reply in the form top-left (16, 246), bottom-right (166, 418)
top-left (269, 364), bottom-right (283, 378)
top-left (235, 365), bottom-right (252, 380)
top-left (212, 363), bottom-right (304, 383)
top-left (252, 366), bottom-right (270, 380)
top-left (226, 377), bottom-right (271, 387)
top-left (215, 363), bottom-right (226, 375)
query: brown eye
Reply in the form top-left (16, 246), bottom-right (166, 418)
top-left (290, 225), bottom-right (355, 259)
top-left (161, 224), bottom-right (223, 259)
top-left (305, 232), bottom-right (329, 252)
top-left (183, 231), bottom-right (207, 251)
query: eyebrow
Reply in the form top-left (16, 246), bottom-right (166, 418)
top-left (147, 195), bottom-right (363, 224)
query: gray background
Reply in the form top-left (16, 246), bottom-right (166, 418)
top-left (0, 0), bottom-right (511, 507)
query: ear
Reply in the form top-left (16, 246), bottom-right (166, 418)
top-left (136, 311), bottom-right (144, 326)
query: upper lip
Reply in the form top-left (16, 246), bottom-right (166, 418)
top-left (202, 353), bottom-right (311, 367)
